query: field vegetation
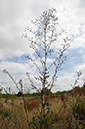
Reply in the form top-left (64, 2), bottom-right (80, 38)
top-left (0, 86), bottom-right (85, 129)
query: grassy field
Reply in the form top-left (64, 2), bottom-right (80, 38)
top-left (0, 93), bottom-right (85, 129)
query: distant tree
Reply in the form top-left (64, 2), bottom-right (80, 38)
top-left (17, 91), bottom-right (23, 97)
top-left (83, 82), bottom-right (85, 88)
top-left (0, 86), bottom-right (3, 101)
top-left (0, 88), bottom-right (3, 93)
top-left (0, 83), bottom-right (3, 94)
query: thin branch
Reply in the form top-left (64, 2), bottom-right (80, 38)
top-left (49, 57), bottom-right (65, 91)
top-left (47, 43), bottom-right (70, 70)
top-left (26, 56), bottom-right (43, 74)
top-left (26, 72), bottom-right (40, 93)
top-left (3, 69), bottom-right (20, 91)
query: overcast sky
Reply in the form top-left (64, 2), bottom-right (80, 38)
top-left (0, 0), bottom-right (85, 93)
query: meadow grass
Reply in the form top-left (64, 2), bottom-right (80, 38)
top-left (0, 94), bottom-right (85, 129)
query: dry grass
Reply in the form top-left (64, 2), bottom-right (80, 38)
top-left (0, 94), bottom-right (85, 129)
top-left (49, 95), bottom-right (85, 129)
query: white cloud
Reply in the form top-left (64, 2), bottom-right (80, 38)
top-left (0, 61), bottom-right (36, 74)
top-left (52, 72), bottom-right (75, 91)
top-left (70, 24), bottom-right (85, 49)
top-left (52, 71), bottom-right (84, 92)
top-left (74, 63), bottom-right (85, 73)
top-left (0, 0), bottom-right (85, 60)
top-left (0, 0), bottom-right (85, 92)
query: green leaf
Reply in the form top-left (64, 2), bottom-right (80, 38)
top-left (36, 118), bottom-right (41, 124)
top-left (29, 122), bottom-right (33, 125)
top-left (32, 117), bottom-right (35, 122)
top-left (33, 122), bottom-right (36, 126)
top-left (46, 102), bottom-right (49, 106)
top-left (45, 110), bottom-right (49, 116)
top-left (42, 103), bottom-right (45, 107)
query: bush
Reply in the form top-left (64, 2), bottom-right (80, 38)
top-left (17, 91), bottom-right (23, 97)
top-left (72, 96), bottom-right (85, 120)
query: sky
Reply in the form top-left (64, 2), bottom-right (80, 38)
top-left (0, 0), bottom-right (85, 93)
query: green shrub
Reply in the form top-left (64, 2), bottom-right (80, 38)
top-left (0, 109), bottom-right (12, 118)
top-left (17, 91), bottom-right (23, 97)
top-left (72, 96), bottom-right (85, 120)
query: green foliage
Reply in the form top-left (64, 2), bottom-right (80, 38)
top-left (43, 112), bottom-right (59, 129)
top-left (41, 87), bottom-right (52, 95)
top-left (10, 93), bottom-right (17, 101)
top-left (32, 92), bottom-right (39, 97)
top-left (29, 111), bottom-right (59, 129)
top-left (29, 117), bottom-right (41, 127)
top-left (29, 99), bottom-right (59, 129)
top-left (0, 87), bottom-right (3, 100)
top-left (1, 109), bottom-right (12, 118)
top-left (72, 96), bottom-right (85, 120)
top-left (24, 92), bottom-right (39, 97)
top-left (3, 93), bottom-right (10, 102)
top-left (53, 90), bottom-right (68, 95)
top-left (0, 88), bottom-right (3, 93)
